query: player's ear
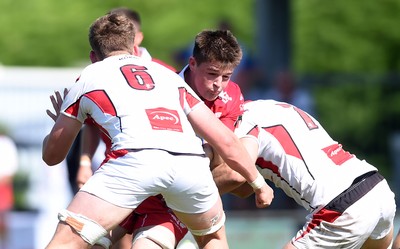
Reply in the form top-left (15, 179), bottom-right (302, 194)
top-left (89, 50), bottom-right (98, 63)
top-left (188, 56), bottom-right (197, 70)
top-left (132, 45), bottom-right (140, 57)
top-left (134, 31), bottom-right (144, 46)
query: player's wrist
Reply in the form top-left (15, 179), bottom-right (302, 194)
top-left (249, 173), bottom-right (265, 190)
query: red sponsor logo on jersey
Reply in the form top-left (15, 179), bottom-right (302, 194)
top-left (146, 108), bottom-right (183, 132)
top-left (322, 144), bottom-right (354, 165)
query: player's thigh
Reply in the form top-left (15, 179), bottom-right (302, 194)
top-left (172, 196), bottom-right (224, 232)
top-left (361, 225), bottom-right (393, 249)
top-left (293, 178), bottom-right (395, 249)
top-left (366, 180), bottom-right (396, 241)
top-left (67, 191), bottom-right (133, 230)
top-left (46, 222), bottom-right (90, 249)
top-left (47, 192), bottom-right (133, 248)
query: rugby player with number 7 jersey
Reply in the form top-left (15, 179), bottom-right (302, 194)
top-left (212, 99), bottom-right (396, 249)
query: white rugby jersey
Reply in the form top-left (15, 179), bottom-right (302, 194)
top-left (235, 100), bottom-right (377, 211)
top-left (61, 54), bottom-right (205, 155)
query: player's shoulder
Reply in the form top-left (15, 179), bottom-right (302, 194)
top-left (151, 58), bottom-right (177, 72)
top-left (147, 60), bottom-right (188, 88)
top-left (246, 99), bottom-right (287, 109)
top-left (243, 100), bottom-right (283, 120)
top-left (145, 59), bottom-right (175, 74)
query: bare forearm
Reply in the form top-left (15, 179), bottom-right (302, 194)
top-left (229, 182), bottom-right (254, 198)
top-left (189, 106), bottom-right (260, 183)
top-left (76, 125), bottom-right (101, 188)
top-left (81, 124), bottom-right (101, 158)
top-left (212, 162), bottom-right (246, 195)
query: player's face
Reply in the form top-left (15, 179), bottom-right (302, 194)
top-left (189, 59), bottom-right (234, 101)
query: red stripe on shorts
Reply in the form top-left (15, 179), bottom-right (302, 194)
top-left (295, 208), bottom-right (341, 241)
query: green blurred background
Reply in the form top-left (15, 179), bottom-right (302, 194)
top-left (2, 0), bottom-right (399, 179)
top-left (1, 0), bottom-right (400, 247)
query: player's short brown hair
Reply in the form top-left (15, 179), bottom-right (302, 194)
top-left (108, 7), bottom-right (141, 31)
top-left (89, 13), bottom-right (136, 60)
top-left (193, 30), bottom-right (242, 69)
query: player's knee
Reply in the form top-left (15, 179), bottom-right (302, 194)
top-left (189, 211), bottom-right (226, 236)
top-left (94, 237), bottom-right (112, 249)
top-left (133, 227), bottom-right (175, 249)
top-left (58, 209), bottom-right (108, 245)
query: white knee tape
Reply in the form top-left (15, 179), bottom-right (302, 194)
top-left (133, 226), bottom-right (175, 249)
top-left (58, 209), bottom-right (107, 245)
top-left (95, 236), bottom-right (112, 249)
top-left (189, 211), bottom-right (226, 236)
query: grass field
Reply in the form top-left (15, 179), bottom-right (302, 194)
top-left (5, 209), bottom-right (399, 249)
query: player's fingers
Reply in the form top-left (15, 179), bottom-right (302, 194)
top-left (55, 91), bottom-right (63, 106)
top-left (50, 95), bottom-right (60, 114)
top-left (63, 88), bottom-right (68, 98)
top-left (46, 110), bottom-right (57, 122)
top-left (256, 199), bottom-right (270, 208)
top-left (50, 94), bottom-right (56, 106)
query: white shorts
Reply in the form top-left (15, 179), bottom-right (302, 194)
top-left (80, 149), bottom-right (219, 214)
top-left (292, 172), bottom-right (396, 249)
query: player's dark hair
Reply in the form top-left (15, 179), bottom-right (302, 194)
top-left (192, 30), bottom-right (242, 69)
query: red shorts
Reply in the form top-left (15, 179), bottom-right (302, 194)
top-left (0, 183), bottom-right (13, 211)
top-left (119, 195), bottom-right (188, 243)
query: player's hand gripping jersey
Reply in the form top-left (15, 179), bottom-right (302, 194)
top-left (235, 100), bottom-right (378, 211)
top-left (61, 54), bottom-right (204, 155)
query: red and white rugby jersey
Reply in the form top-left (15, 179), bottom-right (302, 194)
top-left (81, 48), bottom-right (176, 155)
top-left (61, 54), bottom-right (205, 155)
top-left (139, 47), bottom-right (177, 72)
top-left (178, 65), bottom-right (244, 131)
top-left (235, 100), bottom-right (378, 211)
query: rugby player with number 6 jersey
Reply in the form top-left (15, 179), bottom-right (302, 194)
top-left (71, 25), bottom-right (251, 248)
top-left (110, 29), bottom-right (252, 249)
top-left (42, 12), bottom-right (273, 249)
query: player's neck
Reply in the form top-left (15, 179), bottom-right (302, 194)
top-left (107, 51), bottom-right (132, 58)
top-left (184, 67), bottom-right (194, 89)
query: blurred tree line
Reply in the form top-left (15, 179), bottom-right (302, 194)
top-left (1, 0), bottom-right (399, 180)
top-left (293, 0), bottom-right (400, 179)
top-left (0, 0), bottom-right (255, 67)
